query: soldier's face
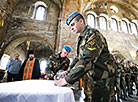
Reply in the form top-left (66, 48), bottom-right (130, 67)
top-left (129, 62), bottom-right (133, 67)
top-left (60, 48), bottom-right (69, 58)
top-left (69, 18), bottom-right (83, 34)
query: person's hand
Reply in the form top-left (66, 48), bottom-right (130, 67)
top-left (54, 78), bottom-right (67, 86)
top-left (54, 75), bottom-right (57, 80)
top-left (60, 71), bottom-right (68, 78)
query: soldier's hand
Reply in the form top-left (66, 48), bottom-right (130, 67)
top-left (60, 71), bottom-right (68, 78)
top-left (54, 78), bottom-right (67, 86)
top-left (54, 75), bottom-right (57, 80)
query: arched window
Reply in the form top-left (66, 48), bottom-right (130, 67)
top-left (40, 59), bottom-right (48, 73)
top-left (99, 16), bottom-right (107, 30)
top-left (111, 18), bottom-right (118, 32)
top-left (87, 14), bottom-right (95, 28)
top-left (130, 22), bottom-right (137, 36)
top-left (121, 20), bottom-right (128, 33)
top-left (34, 5), bottom-right (46, 20)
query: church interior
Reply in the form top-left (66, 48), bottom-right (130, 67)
top-left (0, 0), bottom-right (138, 66)
top-left (0, 0), bottom-right (137, 62)
top-left (0, 0), bottom-right (138, 102)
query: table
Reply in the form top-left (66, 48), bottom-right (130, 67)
top-left (0, 80), bottom-right (75, 102)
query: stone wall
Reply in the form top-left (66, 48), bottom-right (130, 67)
top-left (0, 0), bottom-right (138, 62)
top-left (59, 0), bottom-right (138, 62)
top-left (1, 0), bottom-right (60, 59)
top-left (5, 0), bottom-right (59, 48)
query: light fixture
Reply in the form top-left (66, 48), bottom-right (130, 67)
top-left (26, 40), bottom-right (30, 50)
top-left (0, 14), bottom-right (4, 27)
top-left (129, 50), bottom-right (136, 60)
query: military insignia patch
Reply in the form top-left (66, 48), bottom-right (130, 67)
top-left (88, 40), bottom-right (95, 46)
top-left (87, 40), bottom-right (96, 51)
top-left (88, 47), bottom-right (96, 50)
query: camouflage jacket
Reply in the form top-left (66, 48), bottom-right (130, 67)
top-left (65, 25), bottom-right (117, 84)
top-left (45, 52), bottom-right (70, 80)
top-left (116, 62), bottom-right (125, 77)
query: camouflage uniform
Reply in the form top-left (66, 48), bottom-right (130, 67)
top-left (65, 25), bottom-right (117, 102)
top-left (124, 63), bottom-right (132, 97)
top-left (119, 63), bottom-right (127, 100)
top-left (115, 61), bottom-right (122, 102)
top-left (45, 52), bottom-right (70, 80)
top-left (130, 64), bottom-right (138, 96)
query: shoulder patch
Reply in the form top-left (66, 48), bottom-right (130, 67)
top-left (88, 39), bottom-right (97, 46)
top-left (88, 40), bottom-right (95, 46)
top-left (88, 47), bottom-right (96, 51)
top-left (87, 40), bottom-right (97, 51)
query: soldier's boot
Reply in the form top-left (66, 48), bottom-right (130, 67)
top-left (123, 93), bottom-right (128, 101)
top-left (136, 87), bottom-right (138, 96)
top-left (117, 95), bottom-right (122, 102)
top-left (130, 87), bottom-right (133, 95)
top-left (128, 91), bottom-right (133, 98)
top-left (84, 95), bottom-right (92, 102)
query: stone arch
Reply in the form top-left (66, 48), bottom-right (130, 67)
top-left (112, 46), bottom-right (132, 60)
top-left (82, 0), bottom-right (137, 18)
top-left (4, 35), bottom-right (53, 61)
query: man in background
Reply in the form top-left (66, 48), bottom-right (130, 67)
top-left (6, 53), bottom-right (22, 82)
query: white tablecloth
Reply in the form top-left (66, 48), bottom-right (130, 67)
top-left (0, 80), bottom-right (75, 102)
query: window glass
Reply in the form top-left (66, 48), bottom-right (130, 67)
top-left (35, 6), bottom-right (46, 20)
top-left (99, 17), bottom-right (107, 30)
top-left (87, 14), bottom-right (95, 28)
top-left (111, 18), bottom-right (118, 32)
top-left (130, 23), bottom-right (137, 36)
top-left (121, 20), bottom-right (128, 33)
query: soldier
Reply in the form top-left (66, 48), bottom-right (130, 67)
top-left (54, 12), bottom-right (117, 102)
top-left (128, 61), bottom-right (138, 96)
top-left (114, 58), bottom-right (122, 102)
top-left (45, 45), bottom-right (72, 80)
top-left (123, 61), bottom-right (132, 98)
top-left (115, 58), bottom-right (128, 101)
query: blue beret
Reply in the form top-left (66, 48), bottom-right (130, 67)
top-left (116, 58), bottom-right (120, 60)
top-left (66, 12), bottom-right (80, 25)
top-left (64, 45), bottom-right (72, 52)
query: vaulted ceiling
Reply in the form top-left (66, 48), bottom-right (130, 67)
top-left (0, 0), bottom-right (137, 60)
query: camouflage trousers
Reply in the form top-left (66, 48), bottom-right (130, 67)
top-left (115, 76), bottom-right (121, 100)
top-left (83, 75), bottom-right (116, 102)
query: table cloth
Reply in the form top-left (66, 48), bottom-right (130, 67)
top-left (0, 80), bottom-right (75, 102)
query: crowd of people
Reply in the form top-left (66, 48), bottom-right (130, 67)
top-left (0, 12), bottom-right (137, 102)
top-left (114, 57), bottom-right (138, 102)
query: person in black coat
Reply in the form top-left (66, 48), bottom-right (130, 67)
top-left (19, 50), bottom-right (41, 80)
